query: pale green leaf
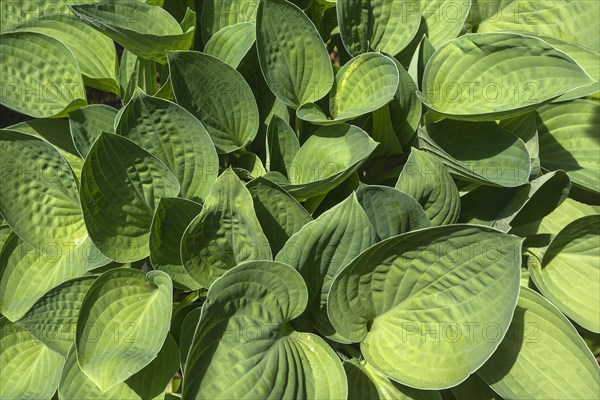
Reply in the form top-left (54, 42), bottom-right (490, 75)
top-left (200, 0), bottom-right (260, 42)
top-left (328, 225), bottom-right (523, 389)
top-left (422, 0), bottom-right (472, 48)
top-left (356, 184), bottom-right (431, 240)
top-left (530, 215), bottom-right (600, 332)
top-left (478, 287), bottom-right (599, 399)
top-left (69, 104), bottom-right (118, 158)
top-left (395, 148), bottom-right (461, 225)
top-left (419, 33), bottom-right (595, 120)
top-left (75, 268), bottom-right (173, 391)
top-left (0, 31), bottom-right (86, 118)
top-left (11, 14), bottom-right (119, 94)
top-left (337, 0), bottom-right (421, 56)
top-left (204, 22), bottom-right (256, 68)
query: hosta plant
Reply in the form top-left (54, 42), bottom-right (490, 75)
top-left (0, 0), bottom-right (599, 399)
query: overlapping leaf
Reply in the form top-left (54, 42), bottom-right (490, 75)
top-left (69, 104), bottom-right (118, 158)
top-left (0, 31), bottom-right (86, 118)
top-left (168, 51), bottom-right (260, 153)
top-left (75, 268), bottom-right (173, 391)
top-left (182, 261), bottom-right (347, 399)
top-left (204, 22), bottom-right (256, 68)
top-left (328, 225), bottom-right (523, 389)
top-left (181, 169), bottom-right (272, 287)
top-left (80, 133), bottom-right (180, 262)
top-left (71, 1), bottom-right (195, 63)
top-left (419, 33), bottom-right (595, 120)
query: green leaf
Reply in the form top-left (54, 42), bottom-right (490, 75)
top-left (460, 170), bottom-right (571, 233)
top-left (419, 33), bottom-right (595, 121)
top-left (80, 133), bottom-right (180, 262)
top-left (11, 14), bottom-right (119, 94)
top-left (280, 124), bottom-right (378, 199)
top-left (60, 333), bottom-right (180, 399)
top-left (256, 0), bottom-right (334, 107)
top-left (15, 276), bottom-right (96, 356)
top-left (0, 317), bottom-right (64, 400)
top-left (168, 51), bottom-right (260, 153)
top-left (75, 268), bottom-right (173, 391)
top-left (200, 0), bottom-right (260, 42)
top-left (7, 118), bottom-right (84, 178)
top-left (246, 177), bottom-right (312, 254)
top-left (276, 194), bottom-right (377, 340)
top-left (69, 104), bottom-right (118, 158)
top-left (421, 0), bottom-right (471, 48)
top-left (116, 91), bottom-right (219, 202)
top-left (344, 358), bottom-right (442, 400)
top-left (0, 31), bottom-right (86, 118)
top-left (395, 148), bottom-right (461, 225)
top-left (388, 57), bottom-right (423, 150)
top-left (0, 225), bottom-right (11, 250)
top-left (419, 120), bottom-right (531, 187)
top-left (477, 0), bottom-right (600, 53)
top-left (297, 53), bottom-right (399, 124)
top-left (408, 35), bottom-right (435, 90)
top-left (181, 168), bottom-right (272, 288)
top-left (118, 49), bottom-right (158, 104)
top-left (179, 306), bottom-right (202, 374)
top-left (204, 22), bottom-right (256, 68)
top-left (337, 0), bottom-right (421, 56)
top-left (328, 225), bottom-right (523, 389)
top-left (356, 184), bottom-right (431, 240)
top-left (182, 261), bottom-right (347, 399)
top-left (266, 115), bottom-right (300, 178)
top-left (149, 197), bottom-right (203, 290)
top-left (237, 152), bottom-right (267, 178)
top-left (71, 1), bottom-right (195, 63)
top-left (530, 215), bottom-right (600, 332)
top-left (537, 100), bottom-right (600, 196)
top-left (478, 287), bottom-right (600, 399)
top-left (0, 130), bottom-right (85, 248)
top-left (0, 233), bottom-right (109, 321)
top-left (513, 197), bottom-right (597, 236)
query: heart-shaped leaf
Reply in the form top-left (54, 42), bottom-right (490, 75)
top-left (530, 215), bottom-right (600, 332)
top-left (298, 53), bottom-right (399, 124)
top-left (356, 184), bottom-right (431, 240)
top-left (0, 317), bottom-right (64, 400)
top-left (280, 124), bottom-right (378, 199)
top-left (181, 168), bottom-right (272, 287)
top-left (80, 133), bottom-right (180, 262)
top-left (256, 0), bottom-right (334, 107)
top-left (182, 261), bottom-right (347, 399)
top-left (328, 225), bottom-right (523, 389)
top-left (71, 1), bottom-right (195, 63)
top-left (395, 148), bottom-right (461, 225)
top-left (61, 333), bottom-right (179, 399)
top-left (0, 130), bottom-right (86, 248)
top-left (149, 197), bottom-right (203, 291)
top-left (116, 91), bottom-right (219, 202)
top-left (11, 14), bottom-right (119, 94)
top-left (276, 194), bottom-right (377, 339)
top-left (337, 0), bottom-right (421, 56)
top-left (76, 268), bottom-right (173, 391)
top-left (419, 33), bottom-right (595, 121)
top-left (168, 51), bottom-right (260, 153)
top-left (477, 287), bottom-right (600, 398)
top-left (0, 31), bottom-right (86, 118)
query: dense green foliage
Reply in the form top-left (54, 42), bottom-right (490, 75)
top-left (0, 0), bottom-right (599, 399)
